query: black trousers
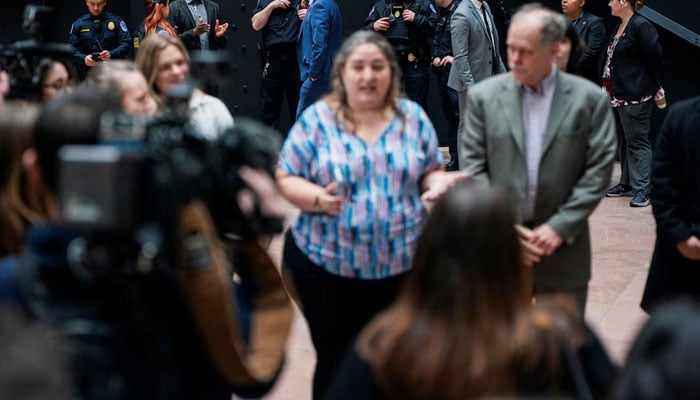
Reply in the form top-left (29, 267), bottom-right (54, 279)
top-left (397, 54), bottom-right (430, 111)
top-left (433, 64), bottom-right (460, 155)
top-left (259, 51), bottom-right (301, 133)
top-left (282, 232), bottom-right (406, 399)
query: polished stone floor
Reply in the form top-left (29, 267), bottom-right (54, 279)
top-left (248, 162), bottom-right (654, 400)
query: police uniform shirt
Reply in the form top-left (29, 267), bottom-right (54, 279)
top-left (432, 0), bottom-right (461, 58)
top-left (365, 0), bottom-right (437, 52)
top-left (69, 11), bottom-right (132, 62)
top-left (253, 0), bottom-right (302, 48)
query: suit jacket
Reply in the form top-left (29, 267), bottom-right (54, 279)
top-left (573, 12), bottom-right (606, 84)
top-left (447, 0), bottom-right (505, 92)
top-left (459, 71), bottom-right (616, 288)
top-left (605, 12), bottom-right (663, 101)
top-left (642, 96), bottom-right (700, 312)
top-left (297, 0), bottom-right (342, 81)
top-left (168, 0), bottom-right (228, 51)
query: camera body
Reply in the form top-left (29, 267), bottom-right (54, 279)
top-left (91, 52), bottom-right (101, 62)
top-left (59, 106), bottom-right (283, 241)
top-left (0, 5), bottom-right (73, 100)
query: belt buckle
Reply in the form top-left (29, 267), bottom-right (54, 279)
top-left (407, 52), bottom-right (416, 62)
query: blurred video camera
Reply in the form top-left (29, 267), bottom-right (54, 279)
top-left (52, 84), bottom-right (292, 399)
top-left (59, 84), bottom-right (283, 245)
top-left (0, 4), bottom-right (73, 100)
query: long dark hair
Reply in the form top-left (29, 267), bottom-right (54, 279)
top-left (0, 102), bottom-right (47, 256)
top-left (359, 181), bottom-right (571, 399)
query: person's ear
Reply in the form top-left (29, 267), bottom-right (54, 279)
top-left (550, 40), bottom-right (562, 61)
top-left (21, 147), bottom-right (46, 191)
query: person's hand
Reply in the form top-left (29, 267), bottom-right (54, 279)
top-left (655, 87), bottom-right (665, 101)
top-left (214, 19), bottom-right (229, 37)
top-left (272, 0), bottom-right (291, 9)
top-left (99, 50), bottom-right (111, 61)
top-left (194, 20), bottom-right (210, 36)
top-left (420, 170), bottom-right (468, 203)
top-left (432, 57), bottom-right (441, 67)
top-left (84, 54), bottom-right (97, 67)
top-left (402, 9), bottom-right (416, 22)
top-left (373, 17), bottom-right (390, 31)
top-left (297, 8), bottom-right (307, 20)
top-left (677, 235), bottom-right (700, 260)
top-left (441, 55), bottom-right (454, 66)
top-left (515, 224), bottom-right (545, 267)
top-left (315, 182), bottom-right (344, 215)
top-left (0, 71), bottom-right (10, 101)
top-left (531, 224), bottom-right (563, 256)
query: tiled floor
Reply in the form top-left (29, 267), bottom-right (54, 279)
top-left (249, 162), bottom-right (654, 400)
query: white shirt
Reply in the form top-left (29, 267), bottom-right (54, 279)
top-left (188, 89), bottom-right (234, 140)
top-left (471, 0), bottom-right (496, 51)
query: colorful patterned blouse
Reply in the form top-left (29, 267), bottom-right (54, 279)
top-left (279, 99), bottom-right (442, 279)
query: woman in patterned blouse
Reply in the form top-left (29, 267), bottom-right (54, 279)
top-left (276, 30), bottom-right (465, 399)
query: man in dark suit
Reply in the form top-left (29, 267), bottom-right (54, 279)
top-left (561, 0), bottom-right (606, 83)
top-left (168, 0), bottom-right (229, 52)
top-left (460, 4), bottom-right (616, 315)
top-left (295, 0), bottom-right (342, 116)
top-left (641, 96), bottom-right (700, 313)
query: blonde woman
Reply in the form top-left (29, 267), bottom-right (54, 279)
top-left (135, 34), bottom-right (233, 139)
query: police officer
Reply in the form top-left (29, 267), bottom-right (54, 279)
top-left (69, 0), bottom-right (132, 79)
top-left (365, 0), bottom-right (437, 110)
top-left (432, 0), bottom-right (461, 170)
top-left (251, 0), bottom-right (305, 131)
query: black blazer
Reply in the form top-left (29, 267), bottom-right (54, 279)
top-left (168, 0), bottom-right (228, 51)
top-left (605, 13), bottom-right (663, 101)
top-left (574, 11), bottom-right (606, 84)
top-left (642, 97), bottom-right (700, 312)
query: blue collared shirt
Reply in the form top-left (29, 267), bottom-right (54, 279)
top-left (186, 0), bottom-right (209, 51)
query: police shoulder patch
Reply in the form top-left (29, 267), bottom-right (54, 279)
top-left (120, 20), bottom-right (128, 32)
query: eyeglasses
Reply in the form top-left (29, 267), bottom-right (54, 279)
top-left (42, 79), bottom-right (72, 91)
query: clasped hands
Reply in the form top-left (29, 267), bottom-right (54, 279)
top-left (84, 50), bottom-right (111, 67)
top-left (373, 10), bottom-right (417, 31)
top-left (516, 224), bottom-right (563, 267)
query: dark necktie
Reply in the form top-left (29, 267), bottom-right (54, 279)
top-left (481, 5), bottom-right (494, 49)
top-left (481, 4), bottom-right (498, 74)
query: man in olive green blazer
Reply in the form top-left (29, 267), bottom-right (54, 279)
top-left (459, 5), bottom-right (616, 314)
